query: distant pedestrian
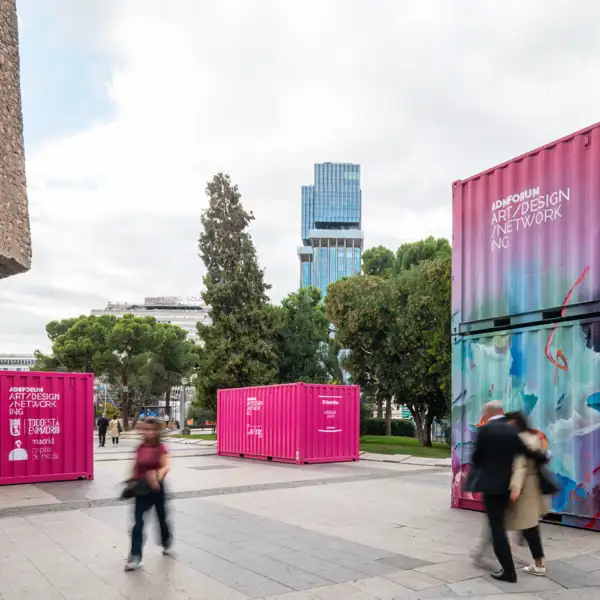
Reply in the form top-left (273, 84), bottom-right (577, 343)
top-left (110, 416), bottom-right (121, 445)
top-left (97, 413), bottom-right (109, 447)
top-left (125, 418), bottom-right (172, 571)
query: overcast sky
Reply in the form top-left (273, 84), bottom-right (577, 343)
top-left (2, 0), bottom-right (600, 353)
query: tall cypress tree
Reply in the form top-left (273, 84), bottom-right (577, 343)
top-left (196, 173), bottom-right (279, 410)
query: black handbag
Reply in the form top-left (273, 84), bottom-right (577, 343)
top-left (120, 478), bottom-right (151, 500)
top-left (538, 465), bottom-right (560, 496)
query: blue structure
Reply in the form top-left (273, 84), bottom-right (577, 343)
top-left (298, 163), bottom-right (364, 296)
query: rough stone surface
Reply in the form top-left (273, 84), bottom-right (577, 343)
top-left (0, 0), bottom-right (31, 279)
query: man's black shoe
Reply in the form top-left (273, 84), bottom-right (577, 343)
top-left (491, 570), bottom-right (517, 583)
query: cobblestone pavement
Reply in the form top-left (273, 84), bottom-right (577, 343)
top-left (0, 452), bottom-right (598, 598)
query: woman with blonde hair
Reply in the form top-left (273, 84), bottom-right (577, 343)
top-left (505, 411), bottom-right (557, 577)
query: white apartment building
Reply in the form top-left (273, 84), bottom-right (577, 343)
top-left (0, 353), bottom-right (36, 371)
top-left (91, 297), bottom-right (210, 342)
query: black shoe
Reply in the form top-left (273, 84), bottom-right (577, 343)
top-left (491, 570), bottom-right (517, 583)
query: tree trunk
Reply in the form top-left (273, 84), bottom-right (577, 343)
top-left (409, 405), bottom-right (427, 446)
top-left (385, 397), bottom-right (392, 436)
top-left (423, 413), bottom-right (434, 447)
top-left (164, 389), bottom-right (171, 416)
top-left (121, 394), bottom-right (130, 432)
top-left (376, 397), bottom-right (383, 418)
top-left (131, 406), bottom-right (143, 429)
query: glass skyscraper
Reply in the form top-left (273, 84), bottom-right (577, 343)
top-left (297, 163), bottom-right (363, 296)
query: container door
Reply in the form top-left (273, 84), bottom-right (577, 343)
top-left (303, 384), bottom-right (360, 462)
top-left (218, 388), bottom-right (266, 458)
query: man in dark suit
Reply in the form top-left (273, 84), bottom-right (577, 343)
top-left (469, 401), bottom-right (550, 583)
top-left (97, 413), bottom-right (109, 447)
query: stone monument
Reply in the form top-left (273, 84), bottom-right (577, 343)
top-left (0, 0), bottom-right (31, 279)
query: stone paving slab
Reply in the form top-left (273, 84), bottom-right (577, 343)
top-left (0, 459), bottom-right (598, 598)
top-left (0, 455), bottom-right (442, 519)
top-left (205, 468), bottom-right (600, 598)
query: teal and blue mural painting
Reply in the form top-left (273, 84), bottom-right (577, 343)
top-left (452, 318), bottom-right (600, 529)
top-left (451, 123), bottom-right (600, 530)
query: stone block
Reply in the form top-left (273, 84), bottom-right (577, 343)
top-left (0, 0), bottom-right (31, 279)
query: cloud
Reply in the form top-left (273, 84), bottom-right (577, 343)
top-left (3, 0), bottom-right (600, 352)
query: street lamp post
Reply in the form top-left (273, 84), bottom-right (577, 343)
top-left (180, 377), bottom-right (189, 433)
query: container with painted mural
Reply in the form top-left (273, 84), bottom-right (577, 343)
top-left (452, 318), bottom-right (600, 529)
top-left (452, 121), bottom-right (600, 333)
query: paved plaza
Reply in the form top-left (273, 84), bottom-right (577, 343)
top-left (0, 440), bottom-right (598, 599)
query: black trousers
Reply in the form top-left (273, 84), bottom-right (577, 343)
top-left (130, 486), bottom-right (171, 559)
top-left (98, 431), bottom-right (106, 446)
top-left (522, 525), bottom-right (544, 560)
top-left (483, 493), bottom-right (515, 574)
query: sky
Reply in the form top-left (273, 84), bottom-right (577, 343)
top-left (3, 0), bottom-right (600, 353)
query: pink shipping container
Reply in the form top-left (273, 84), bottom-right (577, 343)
top-left (0, 371), bottom-right (94, 485)
top-left (217, 383), bottom-right (360, 464)
top-left (452, 121), bottom-right (600, 333)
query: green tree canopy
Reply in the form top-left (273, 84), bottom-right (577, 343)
top-left (272, 287), bottom-right (330, 384)
top-left (35, 315), bottom-right (196, 429)
top-left (326, 240), bottom-right (451, 445)
top-left (395, 236), bottom-right (451, 273)
top-left (388, 254), bottom-right (451, 444)
top-left (325, 275), bottom-right (397, 432)
top-left (195, 173), bottom-right (279, 411)
top-left (362, 245), bottom-right (395, 277)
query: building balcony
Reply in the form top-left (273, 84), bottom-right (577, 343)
top-left (307, 229), bottom-right (364, 248)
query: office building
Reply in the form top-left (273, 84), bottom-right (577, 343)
top-left (0, 353), bottom-right (36, 371)
top-left (91, 297), bottom-right (210, 342)
top-left (297, 163), bottom-right (363, 295)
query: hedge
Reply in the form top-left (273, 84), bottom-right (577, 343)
top-left (361, 417), bottom-right (416, 438)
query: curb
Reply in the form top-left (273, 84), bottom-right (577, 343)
top-left (359, 452), bottom-right (451, 469)
top-left (360, 457), bottom-right (451, 468)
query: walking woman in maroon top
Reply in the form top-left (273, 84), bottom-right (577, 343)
top-left (125, 418), bottom-right (172, 571)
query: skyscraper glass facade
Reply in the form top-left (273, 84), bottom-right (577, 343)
top-left (298, 163), bottom-right (363, 296)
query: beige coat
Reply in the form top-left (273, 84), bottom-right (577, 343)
top-left (109, 419), bottom-right (120, 438)
top-left (505, 431), bottom-right (549, 531)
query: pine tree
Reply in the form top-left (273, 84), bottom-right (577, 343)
top-left (196, 173), bottom-right (279, 410)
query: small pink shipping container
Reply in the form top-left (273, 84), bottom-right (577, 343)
top-left (0, 371), bottom-right (94, 485)
top-left (217, 383), bottom-right (360, 464)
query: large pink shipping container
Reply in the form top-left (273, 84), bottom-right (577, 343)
top-left (217, 383), bottom-right (360, 464)
top-left (0, 371), bottom-right (94, 485)
top-left (452, 121), bottom-right (600, 333)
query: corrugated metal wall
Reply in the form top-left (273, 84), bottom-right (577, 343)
top-left (217, 383), bottom-right (359, 464)
top-left (301, 384), bottom-right (360, 462)
top-left (452, 121), bottom-right (600, 530)
top-left (452, 122), bottom-right (600, 332)
top-left (0, 371), bottom-right (94, 485)
top-left (452, 320), bottom-right (600, 528)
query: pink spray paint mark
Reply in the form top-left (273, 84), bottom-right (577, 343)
top-left (545, 266), bottom-right (590, 384)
